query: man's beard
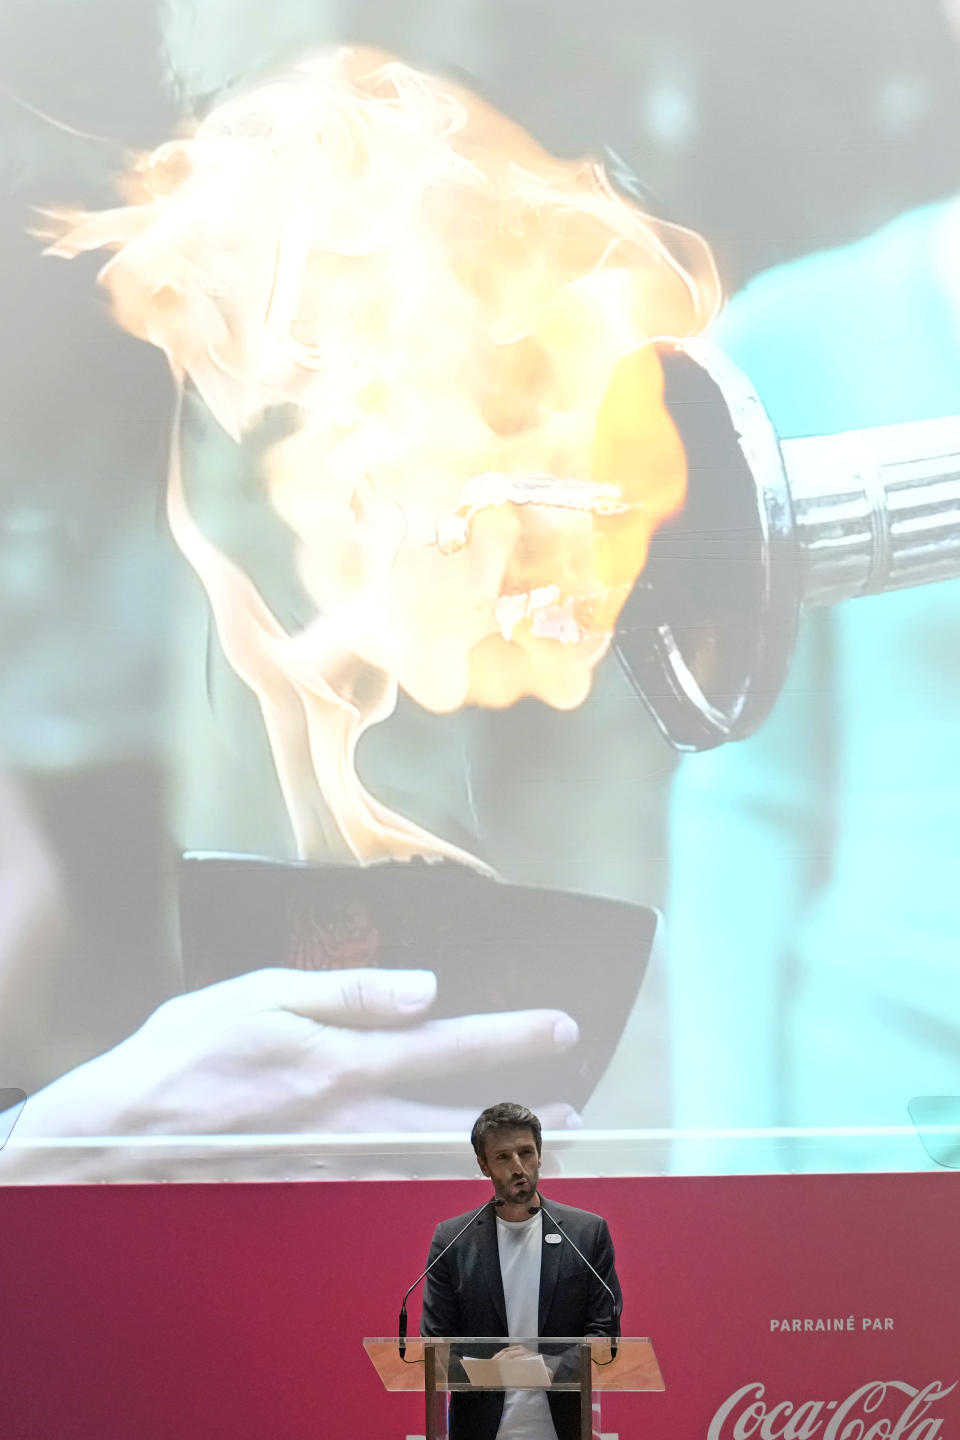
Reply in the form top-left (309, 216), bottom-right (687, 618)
top-left (502, 1176), bottom-right (537, 1203)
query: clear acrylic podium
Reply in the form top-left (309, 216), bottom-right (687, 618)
top-left (364, 1336), bottom-right (664, 1440)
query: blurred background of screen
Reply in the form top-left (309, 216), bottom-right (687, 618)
top-left (2, 0), bottom-right (960, 1181)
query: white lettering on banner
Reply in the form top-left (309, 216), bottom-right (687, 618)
top-left (769, 1318), bottom-right (895, 1334)
top-left (707, 1380), bottom-right (957, 1440)
top-left (771, 1318), bottom-right (857, 1333)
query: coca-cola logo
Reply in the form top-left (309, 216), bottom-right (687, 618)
top-left (707, 1380), bottom-right (956, 1439)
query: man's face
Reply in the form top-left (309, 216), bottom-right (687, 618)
top-left (477, 1126), bottom-right (542, 1207)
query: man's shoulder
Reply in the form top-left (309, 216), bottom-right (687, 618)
top-left (539, 1197), bottom-right (608, 1231)
top-left (432, 1202), bottom-right (494, 1239)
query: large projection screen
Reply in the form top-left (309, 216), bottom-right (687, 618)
top-left (3, 0), bottom-right (960, 1182)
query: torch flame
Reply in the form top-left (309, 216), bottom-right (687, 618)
top-left (45, 46), bottom-right (720, 864)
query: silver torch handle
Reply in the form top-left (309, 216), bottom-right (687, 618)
top-left (782, 416), bottom-right (960, 607)
top-left (614, 338), bottom-right (960, 750)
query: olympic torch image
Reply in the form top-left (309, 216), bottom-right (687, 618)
top-left (40, 45), bottom-right (960, 1122)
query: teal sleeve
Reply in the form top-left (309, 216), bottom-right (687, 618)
top-left (665, 201), bottom-right (960, 1156)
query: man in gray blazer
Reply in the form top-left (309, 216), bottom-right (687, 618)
top-left (421, 1102), bottom-right (623, 1440)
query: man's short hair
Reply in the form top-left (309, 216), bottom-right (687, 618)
top-left (470, 1102), bottom-right (542, 1159)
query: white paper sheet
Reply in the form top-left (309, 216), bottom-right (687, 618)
top-left (460, 1353), bottom-right (553, 1388)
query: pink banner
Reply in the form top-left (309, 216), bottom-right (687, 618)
top-left (1, 1172), bottom-right (956, 1439)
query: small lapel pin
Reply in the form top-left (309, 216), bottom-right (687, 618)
top-left (545, 1233), bottom-right (562, 1245)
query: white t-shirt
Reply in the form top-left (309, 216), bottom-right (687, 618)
top-left (495, 1213), bottom-right (558, 1440)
